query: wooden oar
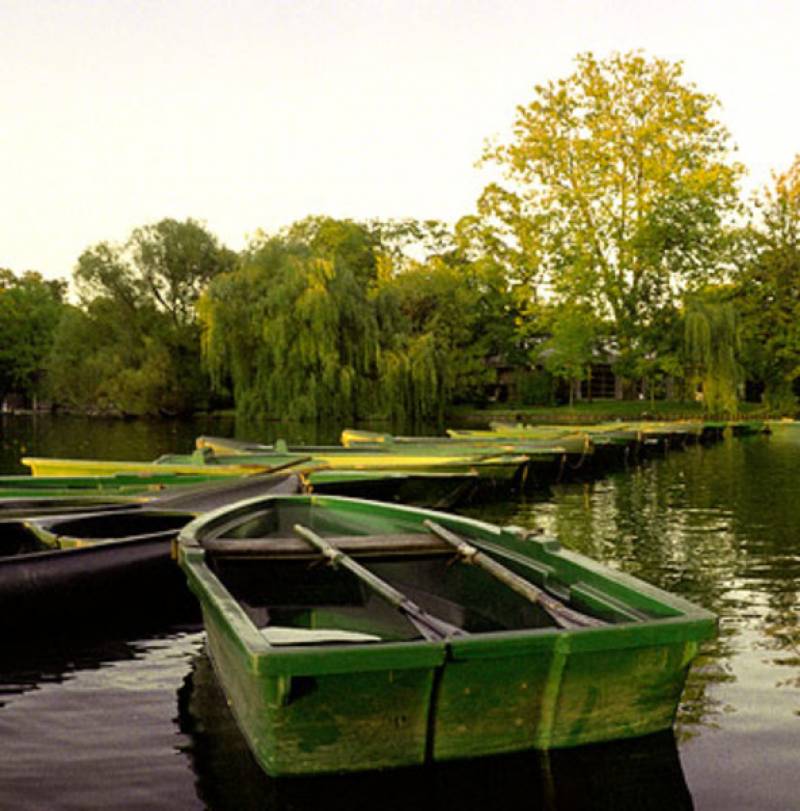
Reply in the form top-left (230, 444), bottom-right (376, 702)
top-left (293, 523), bottom-right (467, 641)
top-left (423, 520), bottom-right (605, 630)
top-left (248, 456), bottom-right (315, 475)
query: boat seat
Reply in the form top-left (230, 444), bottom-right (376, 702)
top-left (260, 626), bottom-right (382, 645)
top-left (203, 532), bottom-right (453, 558)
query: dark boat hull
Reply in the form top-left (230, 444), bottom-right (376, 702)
top-left (0, 534), bottom-right (190, 631)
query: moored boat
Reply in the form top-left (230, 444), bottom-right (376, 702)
top-left (176, 494), bottom-right (716, 776)
top-left (175, 447), bottom-right (530, 479)
top-left (22, 447), bottom-right (529, 485)
top-left (20, 453), bottom-right (311, 478)
top-left (197, 433), bottom-right (567, 489)
top-left (0, 474), bottom-right (305, 630)
top-left (0, 466), bottom-right (479, 515)
top-left (179, 646), bottom-right (694, 810)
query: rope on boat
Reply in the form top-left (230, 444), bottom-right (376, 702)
top-left (556, 453), bottom-right (567, 483)
top-left (568, 434), bottom-right (592, 471)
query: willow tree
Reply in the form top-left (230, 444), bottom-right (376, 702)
top-left (685, 289), bottom-right (740, 417)
top-left (200, 218), bottom-right (386, 421)
top-left (480, 51), bottom-right (743, 384)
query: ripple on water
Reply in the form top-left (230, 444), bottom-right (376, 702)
top-left (0, 424), bottom-right (798, 809)
top-left (0, 632), bottom-right (205, 810)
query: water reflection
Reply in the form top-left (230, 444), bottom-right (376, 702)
top-left (0, 626), bottom-right (204, 810)
top-left (177, 651), bottom-right (694, 811)
top-left (0, 619), bottom-right (201, 705)
top-left (0, 413), bottom-right (393, 473)
top-left (0, 413), bottom-right (238, 473)
top-left (2, 416), bottom-right (799, 807)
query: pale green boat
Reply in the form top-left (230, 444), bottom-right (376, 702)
top-left (177, 494), bottom-right (716, 776)
top-left (173, 444), bottom-right (531, 483)
top-left (339, 427), bottom-right (588, 453)
top-left (196, 433), bottom-right (571, 488)
top-left (0, 468), bottom-right (479, 516)
top-left (23, 446), bottom-right (528, 484)
top-left (446, 427), bottom-right (592, 457)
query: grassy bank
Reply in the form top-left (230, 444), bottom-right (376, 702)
top-left (448, 400), bottom-right (770, 426)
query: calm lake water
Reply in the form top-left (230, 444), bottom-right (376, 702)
top-left (0, 414), bottom-right (797, 810)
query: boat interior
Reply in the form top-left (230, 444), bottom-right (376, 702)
top-left (196, 501), bottom-right (633, 644)
top-left (0, 509), bottom-right (192, 555)
top-left (212, 554), bottom-right (559, 642)
top-left (0, 521), bottom-right (51, 557)
top-left (31, 509), bottom-right (192, 540)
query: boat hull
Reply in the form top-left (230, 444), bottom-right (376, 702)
top-left (177, 495), bottom-right (715, 776)
top-left (0, 533), bottom-right (187, 629)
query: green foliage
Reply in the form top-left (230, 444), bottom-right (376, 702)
top-left (537, 305), bottom-right (599, 404)
top-left (0, 270), bottom-right (66, 402)
top-left (539, 306), bottom-right (597, 379)
top-left (199, 217), bottom-right (519, 422)
top-left (37, 53), bottom-right (800, 421)
top-left (516, 369), bottom-right (556, 406)
top-left (380, 256), bottom-right (514, 415)
top-left (48, 219), bottom-right (231, 415)
top-left (735, 156), bottom-right (800, 413)
top-left (480, 51), bottom-right (743, 380)
top-left (200, 217), bottom-right (385, 422)
top-left (127, 219), bottom-right (237, 327)
top-left (684, 289), bottom-right (740, 417)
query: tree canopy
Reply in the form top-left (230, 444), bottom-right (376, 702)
top-left (735, 155), bottom-right (800, 410)
top-left (200, 218), bottom-right (385, 421)
top-left (199, 217), bottom-right (518, 422)
top-left (481, 51), bottom-right (743, 379)
top-left (9, 51), bottom-right (800, 421)
top-left (48, 218), bottom-right (233, 415)
top-left (685, 287), bottom-right (740, 417)
top-left (0, 270), bottom-right (66, 403)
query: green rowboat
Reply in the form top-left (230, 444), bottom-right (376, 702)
top-left (177, 494), bottom-right (716, 776)
top-left (195, 434), bottom-right (562, 488)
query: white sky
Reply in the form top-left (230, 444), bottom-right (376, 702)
top-left (1, 0), bottom-right (798, 280)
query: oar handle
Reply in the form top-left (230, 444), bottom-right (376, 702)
top-left (254, 456), bottom-right (315, 476)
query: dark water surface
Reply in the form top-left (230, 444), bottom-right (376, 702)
top-left (0, 415), bottom-right (798, 810)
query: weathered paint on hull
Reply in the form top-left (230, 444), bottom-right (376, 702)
top-left (434, 632), bottom-right (698, 759)
top-left (178, 495), bottom-right (716, 777)
top-left (0, 471), bottom-right (223, 493)
top-left (186, 565), bottom-right (703, 775)
top-left (202, 610), bottom-right (440, 774)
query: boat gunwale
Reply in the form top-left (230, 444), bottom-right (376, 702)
top-left (177, 494), bottom-right (717, 675)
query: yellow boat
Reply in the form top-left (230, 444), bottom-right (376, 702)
top-left (20, 456), bottom-right (307, 478)
top-left (22, 451), bottom-right (530, 483)
top-left (191, 435), bottom-right (532, 480)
